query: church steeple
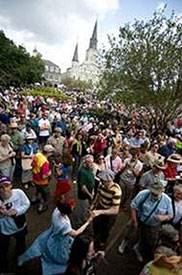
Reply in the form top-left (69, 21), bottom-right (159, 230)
top-left (89, 20), bottom-right (97, 50)
top-left (72, 43), bottom-right (79, 62)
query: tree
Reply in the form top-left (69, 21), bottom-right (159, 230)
top-left (99, 8), bottom-right (182, 132)
top-left (0, 31), bottom-right (45, 86)
top-left (61, 77), bottom-right (92, 92)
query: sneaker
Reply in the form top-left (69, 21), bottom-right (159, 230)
top-left (37, 204), bottom-right (48, 214)
top-left (118, 239), bottom-right (127, 254)
top-left (133, 243), bottom-right (143, 262)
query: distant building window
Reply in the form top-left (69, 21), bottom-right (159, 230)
top-left (45, 65), bottom-right (49, 71)
top-left (50, 66), bottom-right (54, 72)
top-left (49, 75), bottom-right (53, 80)
top-left (55, 67), bottom-right (59, 73)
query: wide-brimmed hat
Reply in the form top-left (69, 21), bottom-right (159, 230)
top-left (149, 180), bottom-right (165, 195)
top-left (153, 158), bottom-right (166, 170)
top-left (43, 144), bottom-right (54, 153)
top-left (167, 154), bottom-right (182, 164)
top-left (10, 122), bottom-right (18, 128)
top-left (25, 134), bottom-right (35, 140)
top-left (98, 169), bottom-right (115, 182)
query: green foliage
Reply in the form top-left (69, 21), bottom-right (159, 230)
top-left (99, 8), bottom-right (182, 130)
top-left (61, 77), bottom-right (92, 92)
top-left (20, 88), bottom-right (71, 101)
top-left (0, 31), bottom-right (45, 86)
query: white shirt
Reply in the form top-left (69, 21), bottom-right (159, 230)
top-left (0, 189), bottom-right (30, 235)
top-left (39, 118), bottom-right (51, 137)
top-left (173, 200), bottom-right (182, 224)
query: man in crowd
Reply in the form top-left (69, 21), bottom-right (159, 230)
top-left (32, 144), bottom-right (54, 214)
top-left (131, 180), bottom-right (173, 263)
top-left (77, 154), bottom-right (95, 225)
top-left (91, 169), bottom-right (122, 249)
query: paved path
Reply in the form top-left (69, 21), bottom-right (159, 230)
top-left (7, 180), bottom-right (143, 275)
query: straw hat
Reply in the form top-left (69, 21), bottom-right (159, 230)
top-left (25, 134), bottom-right (35, 140)
top-left (167, 154), bottom-right (182, 164)
top-left (149, 180), bottom-right (165, 195)
top-left (10, 122), bottom-right (18, 128)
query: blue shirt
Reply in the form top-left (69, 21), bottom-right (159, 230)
top-left (131, 190), bottom-right (173, 227)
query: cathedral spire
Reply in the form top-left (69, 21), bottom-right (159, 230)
top-left (89, 20), bottom-right (97, 50)
top-left (72, 43), bottom-right (79, 62)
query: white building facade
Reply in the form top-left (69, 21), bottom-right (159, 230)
top-left (62, 21), bottom-right (101, 84)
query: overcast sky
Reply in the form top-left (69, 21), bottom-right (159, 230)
top-left (0, 0), bottom-right (181, 71)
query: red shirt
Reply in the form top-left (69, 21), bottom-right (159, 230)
top-left (164, 162), bottom-right (177, 180)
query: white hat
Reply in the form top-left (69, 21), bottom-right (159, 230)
top-left (43, 144), bottom-right (54, 153)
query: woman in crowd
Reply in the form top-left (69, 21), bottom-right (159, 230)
top-left (18, 196), bottom-right (94, 275)
top-left (21, 133), bottom-right (39, 189)
top-left (0, 134), bottom-right (16, 180)
top-left (0, 176), bottom-right (30, 273)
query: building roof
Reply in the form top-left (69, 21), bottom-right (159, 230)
top-left (43, 59), bottom-right (60, 68)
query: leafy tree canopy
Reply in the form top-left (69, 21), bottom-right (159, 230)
top-left (61, 77), bottom-right (92, 92)
top-left (99, 7), bottom-right (182, 131)
top-left (0, 31), bottom-right (45, 87)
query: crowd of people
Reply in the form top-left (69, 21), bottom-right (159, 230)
top-left (0, 87), bottom-right (182, 274)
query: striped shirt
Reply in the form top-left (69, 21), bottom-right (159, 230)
top-left (97, 182), bottom-right (122, 209)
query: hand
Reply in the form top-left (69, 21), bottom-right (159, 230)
top-left (155, 215), bottom-right (167, 222)
top-left (92, 210), bottom-right (101, 217)
top-left (9, 152), bottom-right (16, 157)
top-left (0, 207), bottom-right (9, 215)
top-left (95, 251), bottom-right (105, 260)
top-left (8, 209), bottom-right (17, 216)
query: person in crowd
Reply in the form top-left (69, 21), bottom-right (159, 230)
top-left (158, 137), bottom-right (176, 160)
top-left (120, 149), bottom-right (143, 210)
top-left (140, 245), bottom-right (182, 275)
top-left (0, 176), bottom-right (30, 273)
top-left (18, 198), bottom-right (94, 275)
top-left (91, 169), bottom-right (122, 249)
top-left (164, 153), bottom-right (182, 196)
top-left (65, 232), bottom-right (105, 275)
top-left (0, 134), bottom-right (16, 180)
top-left (93, 155), bottom-right (106, 195)
top-left (139, 158), bottom-right (166, 190)
top-left (91, 132), bottom-right (107, 158)
top-left (71, 131), bottom-right (87, 181)
top-left (21, 133), bottom-right (39, 189)
top-left (31, 144), bottom-right (54, 213)
top-left (47, 127), bottom-right (66, 156)
top-left (10, 121), bottom-right (23, 180)
top-left (38, 111), bottom-right (51, 146)
top-left (105, 148), bottom-right (123, 182)
top-left (128, 131), bottom-right (145, 148)
top-left (21, 123), bottom-right (37, 141)
top-left (77, 155), bottom-right (95, 225)
top-left (143, 142), bottom-right (162, 170)
top-left (170, 184), bottom-right (182, 231)
top-left (130, 180), bottom-right (173, 263)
